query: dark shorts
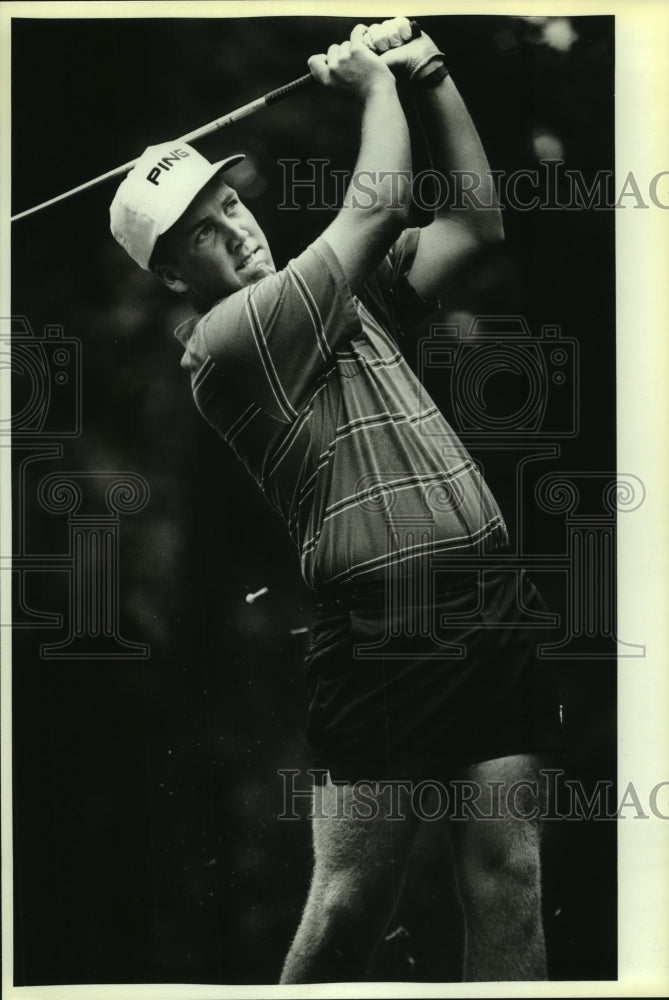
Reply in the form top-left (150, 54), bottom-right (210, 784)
top-left (304, 567), bottom-right (565, 783)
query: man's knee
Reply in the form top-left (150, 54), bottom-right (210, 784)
top-left (456, 822), bottom-right (543, 918)
top-left (308, 782), bottom-right (419, 928)
top-left (313, 863), bottom-right (397, 927)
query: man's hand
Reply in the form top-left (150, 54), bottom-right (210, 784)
top-left (361, 16), bottom-right (414, 52)
top-left (364, 17), bottom-right (446, 80)
top-left (309, 24), bottom-right (396, 98)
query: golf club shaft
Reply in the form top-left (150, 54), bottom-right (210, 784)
top-left (11, 20), bottom-right (421, 223)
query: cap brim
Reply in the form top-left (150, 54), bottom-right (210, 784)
top-left (215, 153), bottom-right (246, 174)
top-left (157, 152), bottom-right (246, 239)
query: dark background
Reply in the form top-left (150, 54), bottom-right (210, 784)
top-left (11, 14), bottom-right (616, 986)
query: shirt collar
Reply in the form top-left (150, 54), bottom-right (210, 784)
top-left (173, 314), bottom-right (199, 348)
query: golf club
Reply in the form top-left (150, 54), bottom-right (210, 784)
top-left (11, 20), bottom-right (421, 223)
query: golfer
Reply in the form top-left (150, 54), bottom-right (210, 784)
top-left (110, 17), bottom-right (563, 983)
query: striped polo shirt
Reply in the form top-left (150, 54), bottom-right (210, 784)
top-left (174, 228), bottom-right (508, 591)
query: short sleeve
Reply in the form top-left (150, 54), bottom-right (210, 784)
top-left (196, 237), bottom-right (361, 423)
top-left (359, 227), bottom-right (440, 343)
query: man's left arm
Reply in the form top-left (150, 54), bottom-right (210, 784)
top-left (380, 23), bottom-right (504, 301)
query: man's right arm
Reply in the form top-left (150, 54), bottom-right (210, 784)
top-left (187, 25), bottom-right (414, 424)
top-left (308, 23), bottom-right (412, 294)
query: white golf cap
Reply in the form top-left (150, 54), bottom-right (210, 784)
top-left (110, 141), bottom-right (245, 270)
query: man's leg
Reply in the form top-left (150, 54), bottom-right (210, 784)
top-left (280, 774), bottom-right (422, 984)
top-left (448, 753), bottom-right (548, 982)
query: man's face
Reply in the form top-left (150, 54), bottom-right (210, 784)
top-left (157, 173), bottom-right (275, 309)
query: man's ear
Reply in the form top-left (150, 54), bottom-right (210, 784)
top-left (153, 263), bottom-right (189, 295)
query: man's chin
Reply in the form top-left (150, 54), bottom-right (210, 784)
top-left (243, 260), bottom-right (276, 285)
